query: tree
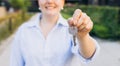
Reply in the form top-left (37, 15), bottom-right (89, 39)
top-left (9, 0), bottom-right (31, 10)
top-left (9, 0), bottom-right (31, 20)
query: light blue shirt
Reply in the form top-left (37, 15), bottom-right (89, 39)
top-left (10, 13), bottom-right (100, 66)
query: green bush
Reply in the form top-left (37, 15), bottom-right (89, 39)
top-left (92, 25), bottom-right (110, 38)
top-left (61, 4), bottom-right (120, 40)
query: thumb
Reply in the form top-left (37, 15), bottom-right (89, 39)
top-left (68, 17), bottom-right (74, 27)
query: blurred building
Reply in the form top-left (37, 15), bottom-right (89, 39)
top-left (66, 0), bottom-right (120, 6)
top-left (28, 0), bottom-right (120, 9)
top-left (26, 0), bottom-right (120, 12)
top-left (1, 0), bottom-right (120, 7)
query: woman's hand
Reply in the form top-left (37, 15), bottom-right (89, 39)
top-left (68, 9), bottom-right (93, 39)
top-left (68, 9), bottom-right (96, 59)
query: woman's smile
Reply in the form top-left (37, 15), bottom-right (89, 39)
top-left (38, 0), bottom-right (64, 16)
top-left (45, 5), bottom-right (56, 10)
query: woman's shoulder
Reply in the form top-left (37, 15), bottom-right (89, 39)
top-left (18, 13), bottom-right (41, 30)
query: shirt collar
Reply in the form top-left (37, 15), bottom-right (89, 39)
top-left (57, 14), bottom-right (68, 27)
top-left (27, 13), bottom-right (68, 28)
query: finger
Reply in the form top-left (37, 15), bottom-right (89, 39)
top-left (68, 17), bottom-right (74, 26)
top-left (82, 14), bottom-right (89, 27)
top-left (81, 24), bottom-right (90, 32)
top-left (86, 20), bottom-right (93, 31)
top-left (77, 20), bottom-right (89, 31)
top-left (78, 23), bottom-right (86, 31)
top-left (76, 13), bottom-right (87, 27)
top-left (77, 13), bottom-right (89, 30)
top-left (81, 19), bottom-right (93, 32)
top-left (78, 14), bottom-right (93, 32)
top-left (72, 9), bottom-right (82, 25)
top-left (78, 27), bottom-right (87, 32)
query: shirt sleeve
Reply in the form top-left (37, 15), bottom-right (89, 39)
top-left (10, 29), bottom-right (25, 66)
top-left (71, 37), bottom-right (100, 63)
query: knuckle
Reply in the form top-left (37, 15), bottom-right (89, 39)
top-left (76, 9), bottom-right (82, 12)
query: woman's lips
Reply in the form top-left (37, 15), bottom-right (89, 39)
top-left (45, 6), bottom-right (56, 10)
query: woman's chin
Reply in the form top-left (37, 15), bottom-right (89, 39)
top-left (42, 8), bottom-right (60, 17)
top-left (45, 12), bottom-right (59, 17)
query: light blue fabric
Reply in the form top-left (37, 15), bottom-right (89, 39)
top-left (10, 13), bottom-right (100, 66)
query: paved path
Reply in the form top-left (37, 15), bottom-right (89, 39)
top-left (0, 35), bottom-right (14, 66)
top-left (85, 38), bottom-right (120, 66)
top-left (0, 35), bottom-right (120, 66)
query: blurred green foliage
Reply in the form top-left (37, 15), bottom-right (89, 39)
top-left (9, 0), bottom-right (31, 10)
top-left (61, 4), bottom-right (120, 40)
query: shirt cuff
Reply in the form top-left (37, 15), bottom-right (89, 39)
top-left (71, 37), bottom-right (100, 63)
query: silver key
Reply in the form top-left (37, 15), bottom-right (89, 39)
top-left (69, 26), bottom-right (78, 46)
top-left (69, 26), bottom-right (78, 35)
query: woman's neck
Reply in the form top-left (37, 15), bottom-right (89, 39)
top-left (39, 14), bottom-right (59, 39)
top-left (40, 14), bottom-right (59, 25)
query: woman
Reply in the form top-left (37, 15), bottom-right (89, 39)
top-left (10, 0), bottom-right (100, 66)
